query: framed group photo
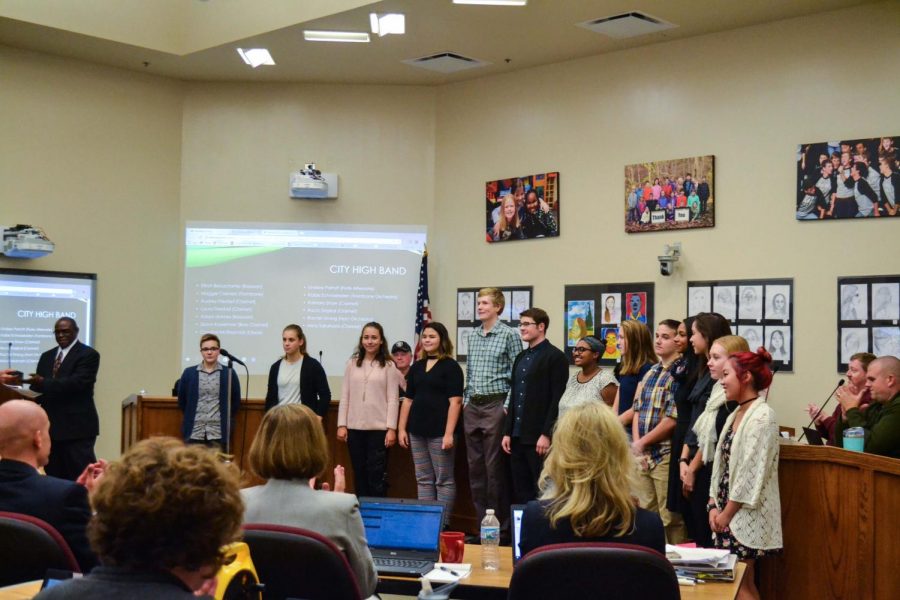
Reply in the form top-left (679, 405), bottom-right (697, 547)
top-left (485, 172), bottom-right (559, 243)
top-left (625, 155), bottom-right (715, 233)
top-left (796, 135), bottom-right (899, 220)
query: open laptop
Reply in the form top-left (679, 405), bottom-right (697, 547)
top-left (359, 497), bottom-right (445, 576)
top-left (511, 504), bottom-right (526, 565)
top-left (802, 427), bottom-right (826, 446)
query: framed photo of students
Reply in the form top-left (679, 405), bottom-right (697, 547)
top-left (836, 275), bottom-right (900, 371)
top-left (796, 135), bottom-right (899, 220)
top-left (485, 172), bottom-right (560, 243)
top-left (624, 155), bottom-right (714, 233)
top-left (455, 285), bottom-right (533, 362)
top-left (688, 278), bottom-right (794, 372)
top-left (564, 282), bottom-right (655, 366)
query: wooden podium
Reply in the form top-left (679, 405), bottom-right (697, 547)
top-left (0, 384), bottom-right (37, 405)
top-left (121, 395), bottom-right (480, 532)
top-left (759, 443), bottom-right (900, 599)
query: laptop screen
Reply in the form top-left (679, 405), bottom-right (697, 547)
top-left (512, 504), bottom-right (525, 564)
top-left (359, 498), bottom-right (444, 552)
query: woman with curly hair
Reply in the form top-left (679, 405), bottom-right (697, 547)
top-left (36, 438), bottom-right (244, 599)
top-left (519, 401), bottom-right (664, 556)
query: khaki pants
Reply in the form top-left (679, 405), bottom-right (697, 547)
top-left (635, 453), bottom-right (687, 544)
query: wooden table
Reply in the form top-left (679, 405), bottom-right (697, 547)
top-left (378, 545), bottom-right (746, 599)
top-left (0, 581), bottom-right (40, 600)
top-left (0, 548), bottom-right (745, 600)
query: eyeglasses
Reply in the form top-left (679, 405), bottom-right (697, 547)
top-left (201, 347), bottom-right (220, 352)
top-left (572, 347), bottom-right (596, 354)
top-left (519, 321), bottom-right (537, 328)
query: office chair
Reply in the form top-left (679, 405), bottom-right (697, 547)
top-left (0, 511), bottom-right (81, 586)
top-left (507, 542), bottom-right (680, 600)
top-left (242, 523), bottom-right (362, 600)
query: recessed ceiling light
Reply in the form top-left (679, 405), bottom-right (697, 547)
top-left (303, 30), bottom-right (371, 43)
top-left (369, 13), bottom-right (406, 37)
top-left (236, 48), bottom-right (275, 68)
top-left (453, 1), bottom-right (528, 6)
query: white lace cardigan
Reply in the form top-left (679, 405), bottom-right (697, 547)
top-left (709, 399), bottom-right (783, 550)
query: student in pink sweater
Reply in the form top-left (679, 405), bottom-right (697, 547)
top-left (337, 322), bottom-right (401, 497)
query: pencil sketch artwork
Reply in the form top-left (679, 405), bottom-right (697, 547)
top-left (840, 284), bottom-right (868, 321)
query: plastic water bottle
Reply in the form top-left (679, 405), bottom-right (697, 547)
top-left (480, 508), bottom-right (501, 571)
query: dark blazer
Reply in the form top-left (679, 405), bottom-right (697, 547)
top-left (31, 341), bottom-right (100, 441)
top-left (503, 341), bottom-right (569, 444)
top-left (176, 366), bottom-right (241, 442)
top-left (0, 458), bottom-right (97, 571)
top-left (520, 499), bottom-right (666, 557)
top-left (264, 356), bottom-right (331, 416)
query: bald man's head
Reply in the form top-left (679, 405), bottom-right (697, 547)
top-left (866, 356), bottom-right (900, 403)
top-left (0, 400), bottom-right (51, 467)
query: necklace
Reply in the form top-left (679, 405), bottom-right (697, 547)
top-left (577, 367), bottom-right (600, 384)
top-left (362, 358), bottom-right (377, 401)
top-left (737, 396), bottom-right (758, 407)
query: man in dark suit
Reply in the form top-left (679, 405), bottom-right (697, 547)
top-left (26, 317), bottom-right (101, 480)
top-left (0, 399), bottom-right (100, 571)
top-left (501, 307), bottom-right (569, 504)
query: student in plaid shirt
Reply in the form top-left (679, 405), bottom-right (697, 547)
top-left (628, 319), bottom-right (687, 543)
top-left (464, 287), bottom-right (523, 536)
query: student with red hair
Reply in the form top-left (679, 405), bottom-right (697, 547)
top-left (708, 348), bottom-right (782, 600)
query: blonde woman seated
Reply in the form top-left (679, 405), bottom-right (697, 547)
top-left (242, 404), bottom-right (377, 597)
top-left (519, 402), bottom-right (665, 556)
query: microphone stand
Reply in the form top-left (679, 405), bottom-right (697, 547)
top-left (223, 355), bottom-right (234, 460)
top-left (798, 379), bottom-right (844, 442)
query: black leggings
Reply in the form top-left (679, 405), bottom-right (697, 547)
top-left (347, 429), bottom-right (388, 497)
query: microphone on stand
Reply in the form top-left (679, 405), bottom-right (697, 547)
top-left (798, 379), bottom-right (845, 442)
top-left (219, 349), bottom-right (247, 367)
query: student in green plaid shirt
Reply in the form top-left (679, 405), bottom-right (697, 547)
top-left (628, 319), bottom-right (687, 544)
top-left (464, 287), bottom-right (523, 535)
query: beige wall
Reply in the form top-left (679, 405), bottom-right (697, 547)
top-left (2, 1), bottom-right (898, 458)
top-left (179, 81), bottom-right (437, 395)
top-left (433, 2), bottom-right (900, 430)
top-left (0, 46), bottom-right (184, 460)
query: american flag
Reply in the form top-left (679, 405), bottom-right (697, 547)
top-left (414, 250), bottom-right (432, 354)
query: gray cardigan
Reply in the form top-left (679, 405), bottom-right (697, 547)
top-left (241, 479), bottom-right (377, 596)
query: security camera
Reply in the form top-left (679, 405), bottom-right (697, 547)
top-left (658, 256), bottom-right (675, 276)
top-left (657, 242), bottom-right (681, 277)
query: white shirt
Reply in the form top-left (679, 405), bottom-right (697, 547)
top-left (276, 356), bottom-right (303, 405)
top-left (558, 369), bottom-right (618, 415)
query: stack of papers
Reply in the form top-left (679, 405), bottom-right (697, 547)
top-left (665, 545), bottom-right (738, 582)
top-left (423, 563), bottom-right (472, 583)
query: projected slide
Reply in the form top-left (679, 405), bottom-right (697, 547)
top-left (0, 269), bottom-right (97, 373)
top-left (182, 223), bottom-right (427, 376)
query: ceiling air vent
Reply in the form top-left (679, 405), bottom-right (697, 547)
top-left (402, 52), bottom-right (490, 73)
top-left (578, 12), bottom-right (677, 39)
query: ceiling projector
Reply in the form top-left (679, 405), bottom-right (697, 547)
top-left (290, 163), bottom-right (338, 199)
top-left (2, 225), bottom-right (55, 258)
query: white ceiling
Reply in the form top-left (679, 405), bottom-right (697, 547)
top-left (0, 0), bottom-right (876, 85)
